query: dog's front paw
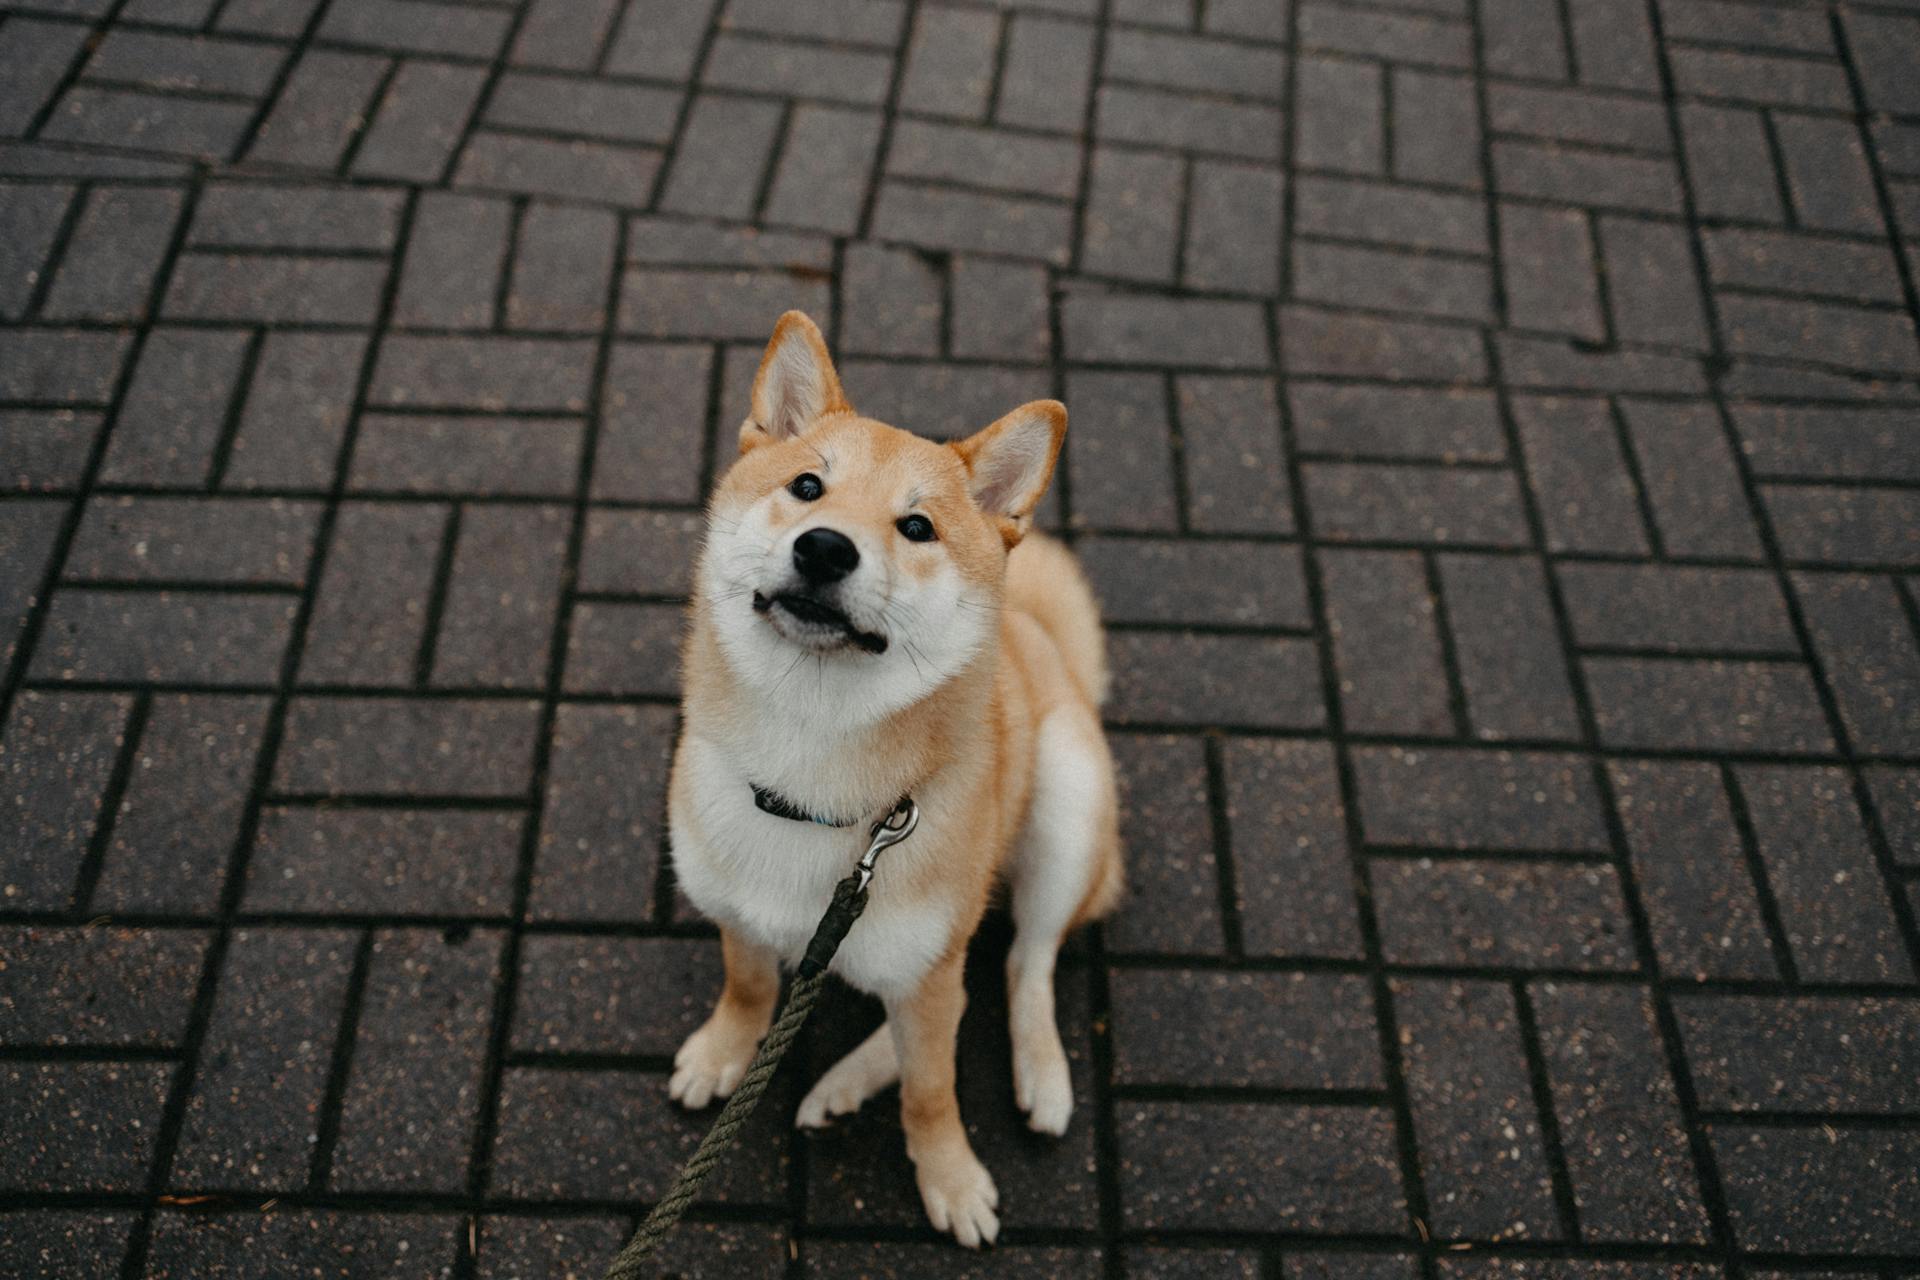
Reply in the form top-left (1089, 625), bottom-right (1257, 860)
top-left (1014, 1035), bottom-right (1073, 1136)
top-left (668, 1016), bottom-right (760, 1110)
top-left (914, 1143), bottom-right (1000, 1249)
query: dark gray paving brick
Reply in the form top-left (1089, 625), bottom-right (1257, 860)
top-left (331, 927), bottom-right (501, 1191)
top-left (67, 496), bottom-right (322, 586)
top-left (602, 0), bottom-right (714, 78)
top-left (217, 0), bottom-right (323, 37)
top-left (1606, 760), bottom-right (1779, 982)
top-left (873, 181), bottom-right (1074, 264)
top-left (1558, 563), bottom-right (1795, 654)
top-left (431, 503), bottom-right (569, 689)
top-left (297, 501), bottom-right (445, 686)
top-left (1484, 0), bottom-right (1569, 79)
top-left (1490, 82), bottom-right (1671, 153)
top-left (0, 181), bottom-right (71, 320)
top-left (247, 48), bottom-right (389, 170)
top-left (841, 243), bottom-right (942, 357)
top-left (1712, 1126), bottom-right (1920, 1253)
top-left (1496, 334), bottom-right (1705, 395)
top-left (1127, 1247), bottom-right (1263, 1279)
top-left (1707, 229), bottom-right (1905, 307)
top-left (1773, 113), bottom-right (1885, 237)
top-left (29, 590), bottom-right (298, 685)
top-left (619, 265), bottom-right (831, 340)
top-left (1296, 55), bottom-right (1383, 175)
top-left (1513, 395), bottom-right (1650, 556)
top-left (1793, 572), bottom-right (1920, 754)
top-left (456, 131), bottom-right (662, 205)
top-left (91, 693), bottom-right (268, 914)
top-left (0, 1062), bottom-right (170, 1192)
top-left (83, 27), bottom-right (282, 96)
top-left (1097, 84), bottom-right (1280, 160)
top-left (1844, 9), bottom-right (1920, 116)
top-left (1183, 159), bottom-right (1283, 295)
top-left (511, 0), bottom-right (620, 69)
top-left (1080, 538), bottom-right (1306, 627)
top-left (371, 335), bottom-right (597, 412)
top-left (275, 697), bottom-right (542, 798)
top-left (1321, 549), bottom-right (1451, 736)
top-left (1436, 553), bottom-right (1581, 742)
top-left (1352, 746), bottom-right (1606, 853)
top-left (164, 252), bottom-right (388, 325)
top-left (1065, 371), bottom-right (1180, 533)
top-left (1372, 859), bottom-right (1637, 970)
top-left (1584, 658), bottom-right (1834, 753)
top-left (1719, 294), bottom-right (1920, 377)
top-left (191, 182), bottom-right (400, 253)
top-left (350, 413), bottom-right (583, 497)
top-left (39, 185), bottom-right (184, 322)
top-left (0, 925), bottom-right (205, 1046)
top-left (0, 1211), bottom-right (137, 1280)
top-left (1108, 631), bottom-right (1323, 728)
top-left (1668, 46), bottom-right (1849, 111)
top-left (511, 935), bottom-right (717, 1054)
top-left (1106, 733), bottom-right (1223, 954)
top-left (1106, 27), bottom-right (1283, 98)
top-left (1866, 765), bottom-right (1920, 867)
top-left (1392, 67), bottom-right (1482, 189)
top-left (392, 191), bottom-right (510, 330)
top-left (487, 71), bottom-right (679, 146)
top-left (1176, 374), bottom-right (1292, 533)
top-left (659, 93), bottom-right (783, 221)
top-left (1303, 463), bottom-right (1530, 547)
top-left (41, 86), bottom-right (252, 159)
top-left (530, 702), bottom-right (673, 922)
top-left (143, 1210), bottom-right (460, 1279)
top-left (703, 32), bottom-right (891, 104)
top-left (579, 509), bottom-right (702, 597)
top-left (0, 691), bottom-right (131, 910)
top-left (1286, 1254), bottom-right (1422, 1280)
top-left (1393, 976), bottom-right (1560, 1240)
top-left (1119, 1102), bottom-right (1406, 1231)
top-left (320, 0), bottom-right (508, 57)
top-left (246, 807), bottom-right (520, 916)
top-left (98, 327), bottom-right (251, 486)
top-left (561, 600), bottom-right (680, 696)
top-left (998, 12), bottom-right (1096, 133)
top-left (1281, 306), bottom-right (1488, 382)
top-left (0, 17), bottom-right (91, 135)
top-left (1295, 176), bottom-right (1486, 258)
top-left (1679, 102), bottom-right (1785, 224)
top-left (224, 331), bottom-right (370, 489)
top-left (171, 928), bottom-right (355, 1188)
top-left (593, 342), bottom-right (711, 504)
top-left (1598, 216), bottom-right (1709, 350)
top-left (1080, 146), bottom-right (1181, 282)
top-left (1532, 981), bottom-right (1709, 1242)
top-left (1291, 384), bottom-right (1502, 462)
top-left (1620, 399), bottom-right (1764, 561)
top-left (1764, 486), bottom-right (1920, 568)
top-left (1501, 204), bottom-right (1603, 340)
top-left (1678, 993), bottom-right (1920, 1114)
top-left (1065, 292), bottom-right (1270, 368)
top-left (762, 104), bottom-right (884, 234)
top-left (891, 118), bottom-right (1082, 200)
top-left (1, 499), bottom-right (63, 663)
top-left (1301, 2), bottom-right (1470, 66)
top-left (899, 4), bottom-right (998, 119)
top-left (1114, 970), bottom-right (1380, 1088)
top-left (1493, 140), bottom-right (1682, 214)
top-left (1735, 404), bottom-right (1920, 481)
top-left (491, 1065), bottom-right (789, 1202)
top-left (481, 1217), bottom-right (783, 1280)
top-left (1296, 239), bottom-right (1492, 323)
top-left (812, 1242), bottom-right (1101, 1279)
top-left (1223, 737), bottom-right (1366, 959)
top-left (1734, 765), bottom-right (1914, 984)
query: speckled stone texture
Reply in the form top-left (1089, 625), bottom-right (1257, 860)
top-left (2, 0), bottom-right (1919, 1276)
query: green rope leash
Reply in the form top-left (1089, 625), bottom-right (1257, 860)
top-left (601, 798), bottom-right (919, 1280)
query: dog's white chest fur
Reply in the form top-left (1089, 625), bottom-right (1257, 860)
top-left (671, 735), bottom-right (956, 1001)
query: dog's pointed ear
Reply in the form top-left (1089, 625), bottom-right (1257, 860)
top-left (953, 400), bottom-right (1066, 545)
top-left (741, 311), bottom-right (849, 453)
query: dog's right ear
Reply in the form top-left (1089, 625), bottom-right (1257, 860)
top-left (741, 311), bottom-right (849, 453)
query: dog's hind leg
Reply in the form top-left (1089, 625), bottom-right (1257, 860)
top-left (795, 1021), bottom-right (899, 1128)
top-left (1006, 705), bottom-right (1120, 1136)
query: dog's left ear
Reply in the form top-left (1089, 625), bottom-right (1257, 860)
top-left (742, 310), bottom-right (850, 453)
top-left (953, 400), bottom-right (1067, 545)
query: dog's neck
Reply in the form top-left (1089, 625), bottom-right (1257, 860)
top-left (686, 607), bottom-right (1000, 823)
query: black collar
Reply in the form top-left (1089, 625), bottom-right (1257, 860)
top-left (750, 782), bottom-right (863, 827)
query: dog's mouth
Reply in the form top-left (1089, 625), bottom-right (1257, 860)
top-left (753, 590), bottom-right (889, 654)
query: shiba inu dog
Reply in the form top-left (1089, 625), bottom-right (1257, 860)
top-left (665, 311), bottom-right (1123, 1247)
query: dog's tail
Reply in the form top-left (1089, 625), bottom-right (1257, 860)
top-left (1005, 532), bottom-right (1108, 707)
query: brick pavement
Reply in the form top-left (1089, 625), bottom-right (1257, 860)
top-left (2, 0), bottom-right (1919, 1276)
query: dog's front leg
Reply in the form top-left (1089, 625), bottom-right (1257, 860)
top-left (669, 927), bottom-right (779, 1109)
top-left (890, 953), bottom-right (999, 1247)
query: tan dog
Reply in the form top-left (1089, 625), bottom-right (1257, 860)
top-left (665, 311), bottom-right (1123, 1246)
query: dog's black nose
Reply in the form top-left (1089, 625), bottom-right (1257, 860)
top-left (793, 527), bottom-right (859, 584)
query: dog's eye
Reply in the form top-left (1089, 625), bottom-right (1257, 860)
top-left (897, 514), bottom-right (937, 543)
top-left (787, 472), bottom-right (823, 501)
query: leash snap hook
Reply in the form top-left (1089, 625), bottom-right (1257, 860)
top-left (856, 797), bottom-right (918, 892)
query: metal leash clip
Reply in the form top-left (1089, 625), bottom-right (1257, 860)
top-left (856, 797), bottom-right (919, 892)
